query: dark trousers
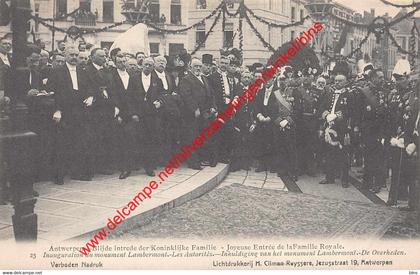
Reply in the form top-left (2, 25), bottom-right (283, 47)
top-left (231, 129), bottom-right (255, 170)
top-left (161, 116), bottom-right (182, 163)
top-left (388, 147), bottom-right (409, 203)
top-left (254, 123), bottom-right (276, 170)
top-left (216, 120), bottom-right (234, 162)
top-left (54, 118), bottom-right (95, 179)
top-left (182, 116), bottom-right (217, 166)
top-left (95, 117), bottom-right (119, 171)
top-left (296, 116), bottom-right (319, 173)
top-left (274, 128), bottom-right (298, 176)
top-left (324, 144), bottom-right (350, 183)
top-left (363, 139), bottom-right (386, 189)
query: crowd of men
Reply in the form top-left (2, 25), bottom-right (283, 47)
top-left (0, 37), bottom-right (418, 212)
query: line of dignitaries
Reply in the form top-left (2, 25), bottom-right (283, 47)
top-left (20, 43), bottom-right (314, 185)
top-left (21, 45), bottom-right (249, 184)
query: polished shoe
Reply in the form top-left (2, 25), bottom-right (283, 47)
top-left (188, 164), bottom-right (202, 170)
top-left (219, 158), bottom-right (230, 164)
top-left (71, 175), bottom-right (92, 181)
top-left (209, 160), bottom-right (217, 167)
top-left (369, 186), bottom-right (381, 193)
top-left (290, 174), bottom-right (298, 182)
top-left (319, 179), bottom-right (334, 184)
top-left (200, 160), bottom-right (211, 166)
top-left (255, 166), bottom-right (267, 173)
top-left (119, 171), bottom-right (131, 180)
top-left (145, 169), bottom-right (155, 177)
top-left (98, 169), bottom-right (114, 175)
top-left (54, 177), bottom-right (64, 185)
top-left (386, 200), bottom-right (397, 207)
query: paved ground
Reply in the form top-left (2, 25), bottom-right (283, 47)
top-left (1, 164), bottom-right (418, 241)
top-left (114, 183), bottom-right (401, 239)
top-left (0, 164), bottom-right (227, 241)
top-left (113, 167), bottom-right (418, 240)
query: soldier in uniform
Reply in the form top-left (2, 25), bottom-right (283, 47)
top-left (272, 71), bottom-right (299, 180)
top-left (294, 72), bottom-right (324, 176)
top-left (357, 69), bottom-right (390, 193)
top-left (319, 74), bottom-right (356, 188)
top-left (387, 73), bottom-right (411, 205)
top-left (207, 54), bottom-right (237, 164)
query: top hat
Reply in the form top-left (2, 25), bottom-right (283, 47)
top-left (202, 54), bottom-right (213, 65)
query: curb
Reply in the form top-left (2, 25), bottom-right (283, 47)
top-left (69, 164), bottom-right (229, 241)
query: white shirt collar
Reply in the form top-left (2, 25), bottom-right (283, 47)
top-left (142, 71), bottom-right (151, 78)
top-left (92, 62), bottom-right (103, 70)
top-left (155, 70), bottom-right (166, 77)
top-left (0, 53), bottom-right (9, 66)
top-left (66, 62), bottom-right (77, 71)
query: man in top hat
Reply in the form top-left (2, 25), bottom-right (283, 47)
top-left (201, 54), bottom-right (213, 76)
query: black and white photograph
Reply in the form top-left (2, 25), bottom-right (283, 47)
top-left (0, 0), bottom-right (419, 271)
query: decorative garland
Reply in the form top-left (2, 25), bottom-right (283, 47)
top-left (143, 1), bottom-right (224, 34)
top-left (386, 27), bottom-right (417, 56)
top-left (245, 6), bottom-right (310, 29)
top-left (34, 7), bottom-right (82, 22)
top-left (243, 11), bottom-right (275, 52)
top-left (379, 0), bottom-right (420, 8)
top-left (409, 22), bottom-right (417, 68)
top-left (238, 8), bottom-right (244, 61)
top-left (346, 29), bottom-right (372, 58)
top-left (35, 16), bottom-right (126, 36)
top-left (191, 8), bottom-right (222, 55)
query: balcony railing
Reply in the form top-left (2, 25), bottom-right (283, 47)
top-left (74, 13), bottom-right (97, 26)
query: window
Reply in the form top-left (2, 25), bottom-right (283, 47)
top-left (291, 7), bottom-right (296, 21)
top-left (149, 0), bottom-right (160, 23)
top-left (290, 30), bottom-right (295, 40)
top-left (56, 0), bottom-right (67, 19)
top-left (150, 43), bottom-right (160, 54)
top-left (79, 0), bottom-right (91, 11)
top-left (282, 0), bottom-right (285, 14)
top-left (401, 37), bottom-right (407, 51)
top-left (300, 9), bottom-right (304, 21)
top-left (170, 0), bottom-right (181, 24)
top-left (196, 23), bottom-right (206, 47)
top-left (103, 0), bottom-right (114, 22)
top-left (169, 43), bottom-right (184, 56)
top-left (196, 0), bottom-right (206, 9)
top-left (223, 23), bottom-right (234, 48)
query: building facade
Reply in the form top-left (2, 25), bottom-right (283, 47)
top-left (188, 0), bottom-right (292, 65)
